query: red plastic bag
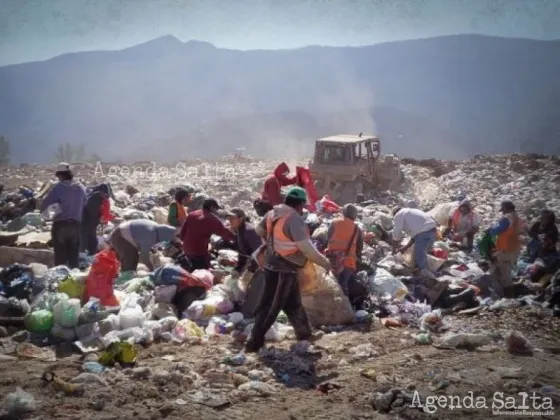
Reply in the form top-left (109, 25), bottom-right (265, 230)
top-left (177, 269), bottom-right (214, 290)
top-left (296, 166), bottom-right (318, 212)
top-left (319, 195), bottom-right (341, 213)
top-left (84, 249), bottom-right (120, 306)
top-left (100, 198), bottom-right (115, 223)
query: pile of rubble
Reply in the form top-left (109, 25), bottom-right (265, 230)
top-left (0, 153), bottom-right (559, 418)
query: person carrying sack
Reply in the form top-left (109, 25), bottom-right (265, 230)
top-left (245, 186), bottom-right (331, 353)
top-left (325, 204), bottom-right (363, 296)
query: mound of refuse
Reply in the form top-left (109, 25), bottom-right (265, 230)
top-left (1, 153), bottom-right (559, 417)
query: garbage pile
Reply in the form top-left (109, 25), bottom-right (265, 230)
top-left (1, 153), bottom-right (559, 417)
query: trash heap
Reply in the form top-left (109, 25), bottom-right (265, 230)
top-left (1, 153), bottom-right (560, 417)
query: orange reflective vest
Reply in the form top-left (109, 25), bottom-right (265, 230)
top-left (176, 201), bottom-right (187, 225)
top-left (496, 212), bottom-right (521, 253)
top-left (265, 210), bottom-right (308, 256)
top-left (327, 217), bottom-right (358, 269)
top-left (451, 208), bottom-right (474, 228)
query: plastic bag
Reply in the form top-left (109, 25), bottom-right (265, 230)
top-left (185, 288), bottom-right (233, 320)
top-left (115, 271), bottom-right (136, 286)
top-left (477, 232), bottom-right (496, 260)
top-left (84, 249), bottom-right (120, 306)
top-left (53, 298), bottom-right (81, 328)
top-left (154, 285), bottom-right (178, 303)
top-left (118, 293), bottom-right (145, 329)
top-left (297, 261), bottom-right (324, 294)
top-left (3, 387), bottom-right (36, 415)
top-left (223, 274), bottom-right (244, 303)
top-left (190, 270), bottom-right (214, 289)
top-left (57, 275), bottom-right (85, 300)
top-left (41, 203), bottom-right (61, 221)
top-left (369, 268), bottom-right (408, 300)
top-left (24, 309), bottom-right (54, 332)
top-left (151, 265), bottom-right (213, 290)
top-left (152, 206), bottom-right (169, 224)
top-left (172, 319), bottom-right (205, 343)
top-left (31, 291), bottom-right (68, 312)
top-left (300, 271), bottom-right (356, 327)
top-left (319, 195), bottom-right (341, 213)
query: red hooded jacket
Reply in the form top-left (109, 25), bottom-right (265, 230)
top-left (261, 162), bottom-right (297, 205)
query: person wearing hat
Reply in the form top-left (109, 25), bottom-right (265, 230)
top-left (80, 183), bottom-right (114, 256)
top-left (326, 204), bottom-right (364, 297)
top-left (486, 200), bottom-right (522, 297)
top-left (178, 198), bottom-right (236, 270)
top-left (40, 163), bottom-right (87, 268)
top-left (226, 208), bottom-right (263, 277)
top-left (245, 186), bottom-right (331, 353)
top-left (392, 206), bottom-right (438, 277)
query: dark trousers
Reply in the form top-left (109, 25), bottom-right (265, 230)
top-left (51, 220), bottom-right (80, 269)
top-left (185, 255), bottom-right (210, 271)
top-left (80, 219), bottom-right (98, 255)
top-left (246, 269), bottom-right (312, 351)
top-left (337, 267), bottom-right (354, 296)
top-left (110, 228), bottom-right (139, 271)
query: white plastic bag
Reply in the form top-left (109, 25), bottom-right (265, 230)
top-left (52, 298), bottom-right (81, 328)
top-left (41, 203), bottom-right (62, 221)
top-left (369, 268), bottom-right (408, 300)
top-left (118, 293), bottom-right (145, 329)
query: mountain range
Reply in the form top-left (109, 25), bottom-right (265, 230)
top-left (1, 34), bottom-right (559, 163)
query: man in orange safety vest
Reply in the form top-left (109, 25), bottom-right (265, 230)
top-left (246, 186), bottom-right (331, 353)
top-left (326, 204), bottom-right (364, 296)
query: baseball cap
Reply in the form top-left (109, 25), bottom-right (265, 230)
top-left (286, 186), bottom-right (307, 202)
top-left (225, 208), bottom-right (246, 218)
top-left (56, 162), bottom-right (71, 173)
top-left (202, 198), bottom-right (223, 211)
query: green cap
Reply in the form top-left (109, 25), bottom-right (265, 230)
top-left (286, 186), bottom-right (307, 202)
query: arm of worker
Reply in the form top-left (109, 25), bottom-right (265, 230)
top-left (391, 211), bottom-right (405, 253)
top-left (488, 217), bottom-right (510, 236)
top-left (234, 254), bottom-right (247, 274)
top-left (256, 216), bottom-right (267, 238)
top-left (39, 183), bottom-right (61, 212)
top-left (326, 223), bottom-right (334, 243)
top-left (138, 245), bottom-right (154, 272)
top-left (441, 217), bottom-right (453, 238)
top-left (211, 216), bottom-right (236, 242)
top-left (398, 237), bottom-right (415, 254)
top-left (468, 213), bottom-right (481, 234)
top-left (528, 221), bottom-right (541, 239)
top-left (287, 216), bottom-right (330, 269)
top-left (356, 228), bottom-right (364, 260)
top-left (278, 173), bottom-right (298, 186)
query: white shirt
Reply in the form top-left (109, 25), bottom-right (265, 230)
top-left (392, 208), bottom-right (437, 241)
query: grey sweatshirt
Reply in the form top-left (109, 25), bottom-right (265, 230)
top-left (120, 219), bottom-right (177, 270)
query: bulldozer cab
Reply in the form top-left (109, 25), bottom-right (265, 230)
top-left (310, 134), bottom-right (401, 204)
top-left (312, 134), bottom-right (380, 175)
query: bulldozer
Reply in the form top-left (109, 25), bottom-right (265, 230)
top-left (309, 134), bottom-right (402, 204)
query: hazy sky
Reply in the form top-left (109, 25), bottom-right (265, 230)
top-left (1, 0), bottom-right (559, 65)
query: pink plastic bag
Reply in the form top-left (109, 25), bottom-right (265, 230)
top-left (83, 249), bottom-right (120, 306)
top-left (179, 269), bottom-right (214, 290)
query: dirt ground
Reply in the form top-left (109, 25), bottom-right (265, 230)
top-left (1, 307), bottom-right (559, 420)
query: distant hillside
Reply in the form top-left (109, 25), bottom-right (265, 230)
top-left (1, 34), bottom-right (559, 163)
